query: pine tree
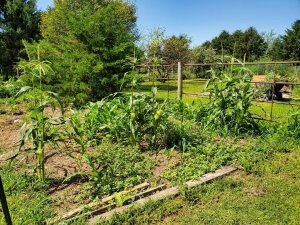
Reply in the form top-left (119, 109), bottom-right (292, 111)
top-left (0, 0), bottom-right (41, 80)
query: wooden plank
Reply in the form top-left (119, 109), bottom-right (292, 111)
top-left (65, 203), bottom-right (115, 224)
top-left (89, 166), bottom-right (237, 224)
top-left (129, 184), bottom-right (166, 201)
top-left (185, 166), bottom-right (237, 188)
top-left (64, 184), bottom-right (167, 224)
top-left (47, 182), bottom-right (149, 224)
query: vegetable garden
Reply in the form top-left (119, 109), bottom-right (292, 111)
top-left (0, 52), bottom-right (299, 224)
top-left (0, 1), bottom-right (299, 224)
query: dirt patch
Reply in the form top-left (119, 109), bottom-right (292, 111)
top-left (0, 113), bottom-right (23, 159)
top-left (151, 151), bottom-right (181, 184)
top-left (49, 182), bottom-right (92, 215)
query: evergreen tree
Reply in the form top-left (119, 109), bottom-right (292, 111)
top-left (281, 20), bottom-right (300, 60)
top-left (21, 0), bottom-right (137, 105)
top-left (269, 20), bottom-right (300, 60)
top-left (0, 0), bottom-right (41, 80)
top-left (205, 27), bottom-right (267, 61)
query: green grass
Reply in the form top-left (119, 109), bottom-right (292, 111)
top-left (128, 80), bottom-right (300, 121)
top-left (138, 80), bottom-right (205, 93)
top-left (99, 146), bottom-right (300, 225)
top-left (292, 85), bottom-right (300, 98)
top-left (0, 169), bottom-right (53, 224)
top-left (162, 148), bottom-right (300, 225)
top-left (251, 101), bottom-right (300, 121)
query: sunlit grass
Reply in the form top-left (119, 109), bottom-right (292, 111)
top-left (126, 80), bottom-right (300, 122)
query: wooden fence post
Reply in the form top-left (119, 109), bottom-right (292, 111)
top-left (178, 62), bottom-right (182, 100)
top-left (0, 176), bottom-right (12, 225)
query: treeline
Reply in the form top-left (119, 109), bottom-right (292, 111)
top-left (0, 0), bottom-right (299, 104)
top-left (146, 22), bottom-right (300, 67)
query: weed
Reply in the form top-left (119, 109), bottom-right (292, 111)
top-left (81, 143), bottom-right (154, 198)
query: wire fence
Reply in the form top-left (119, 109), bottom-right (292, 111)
top-left (135, 61), bottom-right (300, 121)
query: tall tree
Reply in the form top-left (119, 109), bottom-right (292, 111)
top-left (21, 0), bottom-right (138, 105)
top-left (281, 20), bottom-right (300, 60)
top-left (206, 27), bottom-right (267, 61)
top-left (268, 20), bottom-right (300, 60)
top-left (241, 27), bottom-right (267, 60)
top-left (210, 30), bottom-right (233, 56)
top-left (0, 0), bottom-right (41, 80)
top-left (162, 34), bottom-right (191, 65)
top-left (144, 27), bottom-right (166, 64)
top-left (261, 30), bottom-right (277, 57)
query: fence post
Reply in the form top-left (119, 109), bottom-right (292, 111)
top-left (0, 176), bottom-right (12, 225)
top-left (270, 64), bottom-right (276, 120)
top-left (178, 62), bottom-right (182, 100)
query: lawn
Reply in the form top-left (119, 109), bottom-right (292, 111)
top-left (103, 146), bottom-right (300, 225)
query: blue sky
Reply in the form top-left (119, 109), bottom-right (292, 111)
top-left (37, 0), bottom-right (300, 46)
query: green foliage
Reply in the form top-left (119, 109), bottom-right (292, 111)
top-left (78, 89), bottom-right (187, 148)
top-left (20, 0), bottom-right (137, 104)
top-left (0, 169), bottom-right (52, 224)
top-left (0, 78), bottom-right (23, 98)
top-left (191, 46), bottom-right (219, 78)
top-left (287, 109), bottom-right (300, 138)
top-left (204, 27), bottom-right (267, 61)
top-left (144, 29), bottom-right (191, 79)
top-left (164, 142), bottom-right (232, 184)
top-left (199, 59), bottom-right (258, 134)
top-left (120, 72), bottom-right (144, 91)
top-left (269, 20), bottom-right (300, 60)
top-left (162, 34), bottom-right (191, 65)
top-left (0, 0), bottom-right (41, 80)
top-left (83, 143), bottom-right (153, 198)
top-left (14, 43), bottom-right (64, 182)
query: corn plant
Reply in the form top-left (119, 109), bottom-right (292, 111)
top-left (13, 43), bottom-right (64, 182)
top-left (203, 57), bottom-right (258, 133)
top-left (78, 88), bottom-right (172, 148)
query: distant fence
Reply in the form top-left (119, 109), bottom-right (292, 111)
top-left (136, 61), bottom-right (300, 121)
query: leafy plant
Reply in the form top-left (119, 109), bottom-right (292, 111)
top-left (80, 88), bottom-right (175, 148)
top-left (202, 57), bottom-right (259, 134)
top-left (287, 109), bottom-right (300, 139)
top-left (81, 143), bottom-right (153, 197)
top-left (13, 43), bottom-right (64, 182)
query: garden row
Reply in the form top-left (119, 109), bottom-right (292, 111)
top-left (0, 58), bottom-right (299, 224)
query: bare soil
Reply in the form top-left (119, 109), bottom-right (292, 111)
top-left (0, 103), bottom-right (180, 216)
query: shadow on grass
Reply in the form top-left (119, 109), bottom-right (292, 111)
top-left (139, 84), bottom-right (177, 91)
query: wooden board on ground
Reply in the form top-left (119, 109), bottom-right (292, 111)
top-left (88, 166), bottom-right (237, 224)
